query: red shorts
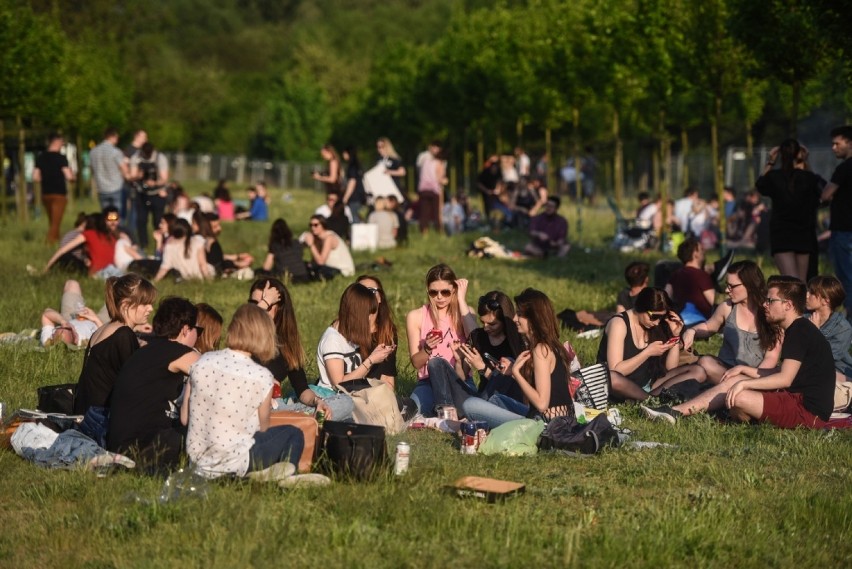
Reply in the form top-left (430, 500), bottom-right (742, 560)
top-left (759, 390), bottom-right (830, 429)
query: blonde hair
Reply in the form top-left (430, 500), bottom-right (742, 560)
top-left (373, 196), bottom-right (387, 211)
top-left (104, 274), bottom-right (157, 323)
top-left (377, 137), bottom-right (400, 160)
top-left (226, 304), bottom-right (278, 363)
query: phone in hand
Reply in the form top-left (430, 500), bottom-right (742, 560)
top-left (665, 337), bottom-right (680, 346)
top-left (428, 329), bottom-right (443, 341)
top-left (483, 353), bottom-right (500, 368)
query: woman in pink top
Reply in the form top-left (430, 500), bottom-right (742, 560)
top-left (214, 182), bottom-right (236, 221)
top-left (405, 263), bottom-right (478, 417)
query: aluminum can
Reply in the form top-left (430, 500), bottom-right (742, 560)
top-left (394, 442), bottom-right (410, 475)
top-left (460, 423), bottom-right (477, 454)
top-left (0, 402), bottom-right (5, 425)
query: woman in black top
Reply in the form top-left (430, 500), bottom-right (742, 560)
top-left (342, 147), bottom-right (367, 222)
top-left (756, 139), bottom-right (823, 282)
top-left (356, 275), bottom-right (399, 388)
top-left (74, 274), bottom-right (157, 444)
top-left (259, 218), bottom-right (310, 283)
top-left (108, 297), bottom-right (200, 469)
top-left (596, 287), bottom-right (682, 402)
top-left (248, 278), bottom-right (353, 421)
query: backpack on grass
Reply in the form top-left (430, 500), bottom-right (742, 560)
top-left (537, 414), bottom-right (619, 455)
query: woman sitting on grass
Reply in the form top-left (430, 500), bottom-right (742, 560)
top-left (651, 261), bottom-right (781, 393)
top-left (302, 215), bottom-right (355, 279)
top-left (107, 297), bottom-right (200, 470)
top-left (596, 287), bottom-right (683, 402)
top-left (356, 275), bottom-right (399, 388)
top-left (154, 218), bottom-right (214, 282)
top-left (462, 288), bottom-right (575, 428)
top-left (186, 304), bottom-right (304, 480)
top-left (317, 283), bottom-right (396, 395)
top-left (258, 218), bottom-right (311, 283)
top-left (44, 209), bottom-right (122, 278)
top-left (73, 274), bottom-right (157, 445)
top-left (248, 278), bottom-right (352, 421)
top-left (806, 275), bottom-right (852, 382)
top-left (405, 263), bottom-right (477, 418)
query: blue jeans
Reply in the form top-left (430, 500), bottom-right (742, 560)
top-left (274, 393), bottom-right (354, 422)
top-left (98, 191), bottom-right (122, 213)
top-left (462, 395), bottom-right (526, 429)
top-left (830, 231), bottom-right (852, 325)
top-left (410, 358), bottom-right (477, 417)
top-left (247, 425), bottom-right (304, 471)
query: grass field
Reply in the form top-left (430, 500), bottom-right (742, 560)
top-left (1, 185), bottom-right (850, 568)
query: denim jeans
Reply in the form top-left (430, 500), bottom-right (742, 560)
top-left (98, 191), bottom-right (122, 214)
top-left (247, 425), bottom-right (304, 471)
top-left (410, 358), bottom-right (477, 417)
top-left (274, 393), bottom-right (354, 423)
top-left (462, 396), bottom-right (526, 429)
top-left (830, 231), bottom-right (852, 325)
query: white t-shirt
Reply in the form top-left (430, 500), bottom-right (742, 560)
top-left (186, 349), bottom-right (274, 478)
top-left (113, 236), bottom-right (136, 272)
top-left (40, 319), bottom-right (98, 347)
top-left (316, 326), bottom-right (363, 389)
top-left (367, 210), bottom-right (399, 249)
top-left (160, 235), bottom-right (213, 279)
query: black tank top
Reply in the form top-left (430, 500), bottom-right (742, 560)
top-left (526, 354), bottom-right (573, 419)
top-left (596, 312), bottom-right (663, 386)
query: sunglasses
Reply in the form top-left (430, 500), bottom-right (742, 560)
top-left (106, 215), bottom-right (120, 222)
top-left (364, 286), bottom-right (380, 295)
top-left (310, 223), bottom-right (321, 228)
top-left (428, 288), bottom-right (453, 299)
top-left (479, 297), bottom-right (502, 311)
top-left (646, 311), bottom-right (666, 321)
top-left (194, 325), bottom-right (205, 334)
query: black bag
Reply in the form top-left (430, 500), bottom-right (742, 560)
top-left (37, 383), bottom-right (77, 414)
top-left (318, 421), bottom-right (388, 481)
top-left (538, 414), bottom-right (619, 455)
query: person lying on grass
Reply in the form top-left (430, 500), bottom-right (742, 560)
top-left (40, 279), bottom-right (103, 348)
top-left (642, 276), bottom-right (836, 428)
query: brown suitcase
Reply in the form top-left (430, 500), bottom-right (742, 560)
top-left (269, 411), bottom-right (319, 473)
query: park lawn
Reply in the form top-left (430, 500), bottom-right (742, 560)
top-left (0, 186), bottom-right (850, 568)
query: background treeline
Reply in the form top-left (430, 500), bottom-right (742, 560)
top-left (3, 0), bottom-right (852, 185)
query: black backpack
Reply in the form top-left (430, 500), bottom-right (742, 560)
top-left (137, 154), bottom-right (159, 185)
top-left (538, 414), bottom-right (619, 455)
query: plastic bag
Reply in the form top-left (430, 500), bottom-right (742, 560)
top-left (477, 419), bottom-right (544, 457)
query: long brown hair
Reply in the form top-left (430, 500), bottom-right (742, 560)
top-left (513, 288), bottom-right (570, 385)
top-left (477, 290), bottom-right (524, 357)
top-left (357, 274), bottom-right (397, 346)
top-left (248, 278), bottom-right (306, 369)
top-left (194, 303), bottom-right (223, 353)
top-left (337, 283), bottom-right (378, 359)
top-left (729, 261), bottom-right (779, 352)
top-left (104, 274), bottom-right (157, 323)
top-left (425, 264), bottom-right (464, 337)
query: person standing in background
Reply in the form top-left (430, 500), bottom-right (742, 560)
top-left (34, 133), bottom-right (75, 244)
top-left (821, 126), bottom-right (852, 324)
top-left (122, 130), bottom-right (147, 242)
top-left (416, 141), bottom-right (446, 234)
top-left (89, 127), bottom-right (129, 218)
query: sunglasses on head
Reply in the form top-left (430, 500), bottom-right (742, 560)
top-left (479, 296), bottom-right (502, 311)
top-left (646, 311), bottom-right (666, 321)
top-left (364, 286), bottom-right (380, 295)
top-left (428, 288), bottom-right (453, 299)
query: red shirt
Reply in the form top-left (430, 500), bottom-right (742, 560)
top-left (82, 229), bottom-right (117, 274)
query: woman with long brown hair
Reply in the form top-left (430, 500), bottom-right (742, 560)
top-left (248, 278), bottom-right (352, 421)
top-left (312, 144), bottom-right (342, 194)
top-left (463, 288), bottom-right (575, 428)
top-left (356, 275), bottom-right (398, 388)
top-left (405, 263), bottom-right (477, 417)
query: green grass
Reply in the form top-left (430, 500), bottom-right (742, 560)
top-left (1, 185), bottom-right (850, 568)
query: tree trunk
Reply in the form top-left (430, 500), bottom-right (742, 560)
top-left (652, 147), bottom-right (660, 196)
top-left (516, 118), bottom-right (523, 147)
top-left (745, 119), bottom-right (755, 189)
top-left (572, 106), bottom-right (581, 202)
top-left (659, 111), bottom-right (671, 248)
top-left (0, 119), bottom-right (5, 218)
top-left (16, 116), bottom-right (28, 222)
top-left (545, 127), bottom-right (554, 195)
top-left (680, 127), bottom-right (689, 188)
top-left (613, 110), bottom-right (623, 207)
top-left (712, 95), bottom-right (723, 235)
top-left (791, 80), bottom-right (800, 138)
top-left (476, 130), bottom-right (484, 176)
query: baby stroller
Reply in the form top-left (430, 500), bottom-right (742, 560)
top-left (607, 196), bottom-right (657, 253)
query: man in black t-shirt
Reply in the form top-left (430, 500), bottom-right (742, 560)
top-left (821, 125), bottom-right (852, 324)
top-left (33, 133), bottom-right (74, 244)
top-left (643, 276), bottom-right (835, 428)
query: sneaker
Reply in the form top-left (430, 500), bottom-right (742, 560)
top-left (279, 473), bottom-right (332, 489)
top-left (711, 249), bottom-right (736, 292)
top-left (246, 462), bottom-right (296, 482)
top-left (640, 405), bottom-right (682, 425)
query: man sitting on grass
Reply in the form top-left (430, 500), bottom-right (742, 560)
top-left (642, 275), bottom-right (836, 429)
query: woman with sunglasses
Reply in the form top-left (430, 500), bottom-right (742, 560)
top-left (463, 289), bottom-right (576, 428)
top-left (405, 264), bottom-right (478, 417)
top-left (44, 209), bottom-right (121, 278)
top-left (302, 215), bottom-right (355, 279)
top-left (108, 297), bottom-right (200, 470)
top-left (650, 261), bottom-right (781, 392)
top-left (248, 278), bottom-right (352, 421)
top-left (596, 287), bottom-right (683, 401)
top-left (356, 275), bottom-right (398, 388)
top-left (317, 283), bottom-right (396, 393)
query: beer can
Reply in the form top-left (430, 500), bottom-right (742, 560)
top-left (460, 423), bottom-right (477, 454)
top-left (394, 442), bottom-right (410, 475)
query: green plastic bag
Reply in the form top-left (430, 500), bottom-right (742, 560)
top-left (478, 419), bottom-right (545, 457)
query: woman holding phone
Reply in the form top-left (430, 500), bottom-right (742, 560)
top-left (405, 264), bottom-right (478, 417)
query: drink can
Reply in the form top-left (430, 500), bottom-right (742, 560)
top-left (394, 442), bottom-right (410, 475)
top-left (460, 423), bottom-right (477, 454)
top-left (315, 409), bottom-right (326, 427)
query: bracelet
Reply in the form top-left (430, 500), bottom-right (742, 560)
top-left (423, 345), bottom-right (432, 356)
top-left (364, 358), bottom-right (373, 368)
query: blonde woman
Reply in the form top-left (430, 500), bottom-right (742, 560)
top-left (186, 304), bottom-right (304, 480)
top-left (377, 137), bottom-right (406, 192)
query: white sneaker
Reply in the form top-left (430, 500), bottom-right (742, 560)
top-left (279, 473), bottom-right (332, 489)
top-left (246, 462), bottom-right (296, 482)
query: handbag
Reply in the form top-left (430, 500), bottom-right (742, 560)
top-left (538, 414), bottom-right (619, 455)
top-left (338, 379), bottom-right (405, 436)
top-left (318, 421), bottom-right (388, 481)
top-left (268, 411), bottom-right (320, 473)
top-left (573, 364), bottom-right (610, 411)
top-left (37, 384), bottom-right (77, 415)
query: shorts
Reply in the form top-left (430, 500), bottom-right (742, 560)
top-left (60, 289), bottom-right (86, 321)
top-left (760, 390), bottom-right (830, 429)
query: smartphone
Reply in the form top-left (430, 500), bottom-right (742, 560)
top-left (428, 329), bottom-right (443, 341)
top-left (483, 353), bottom-right (500, 368)
top-left (666, 337), bottom-right (680, 346)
